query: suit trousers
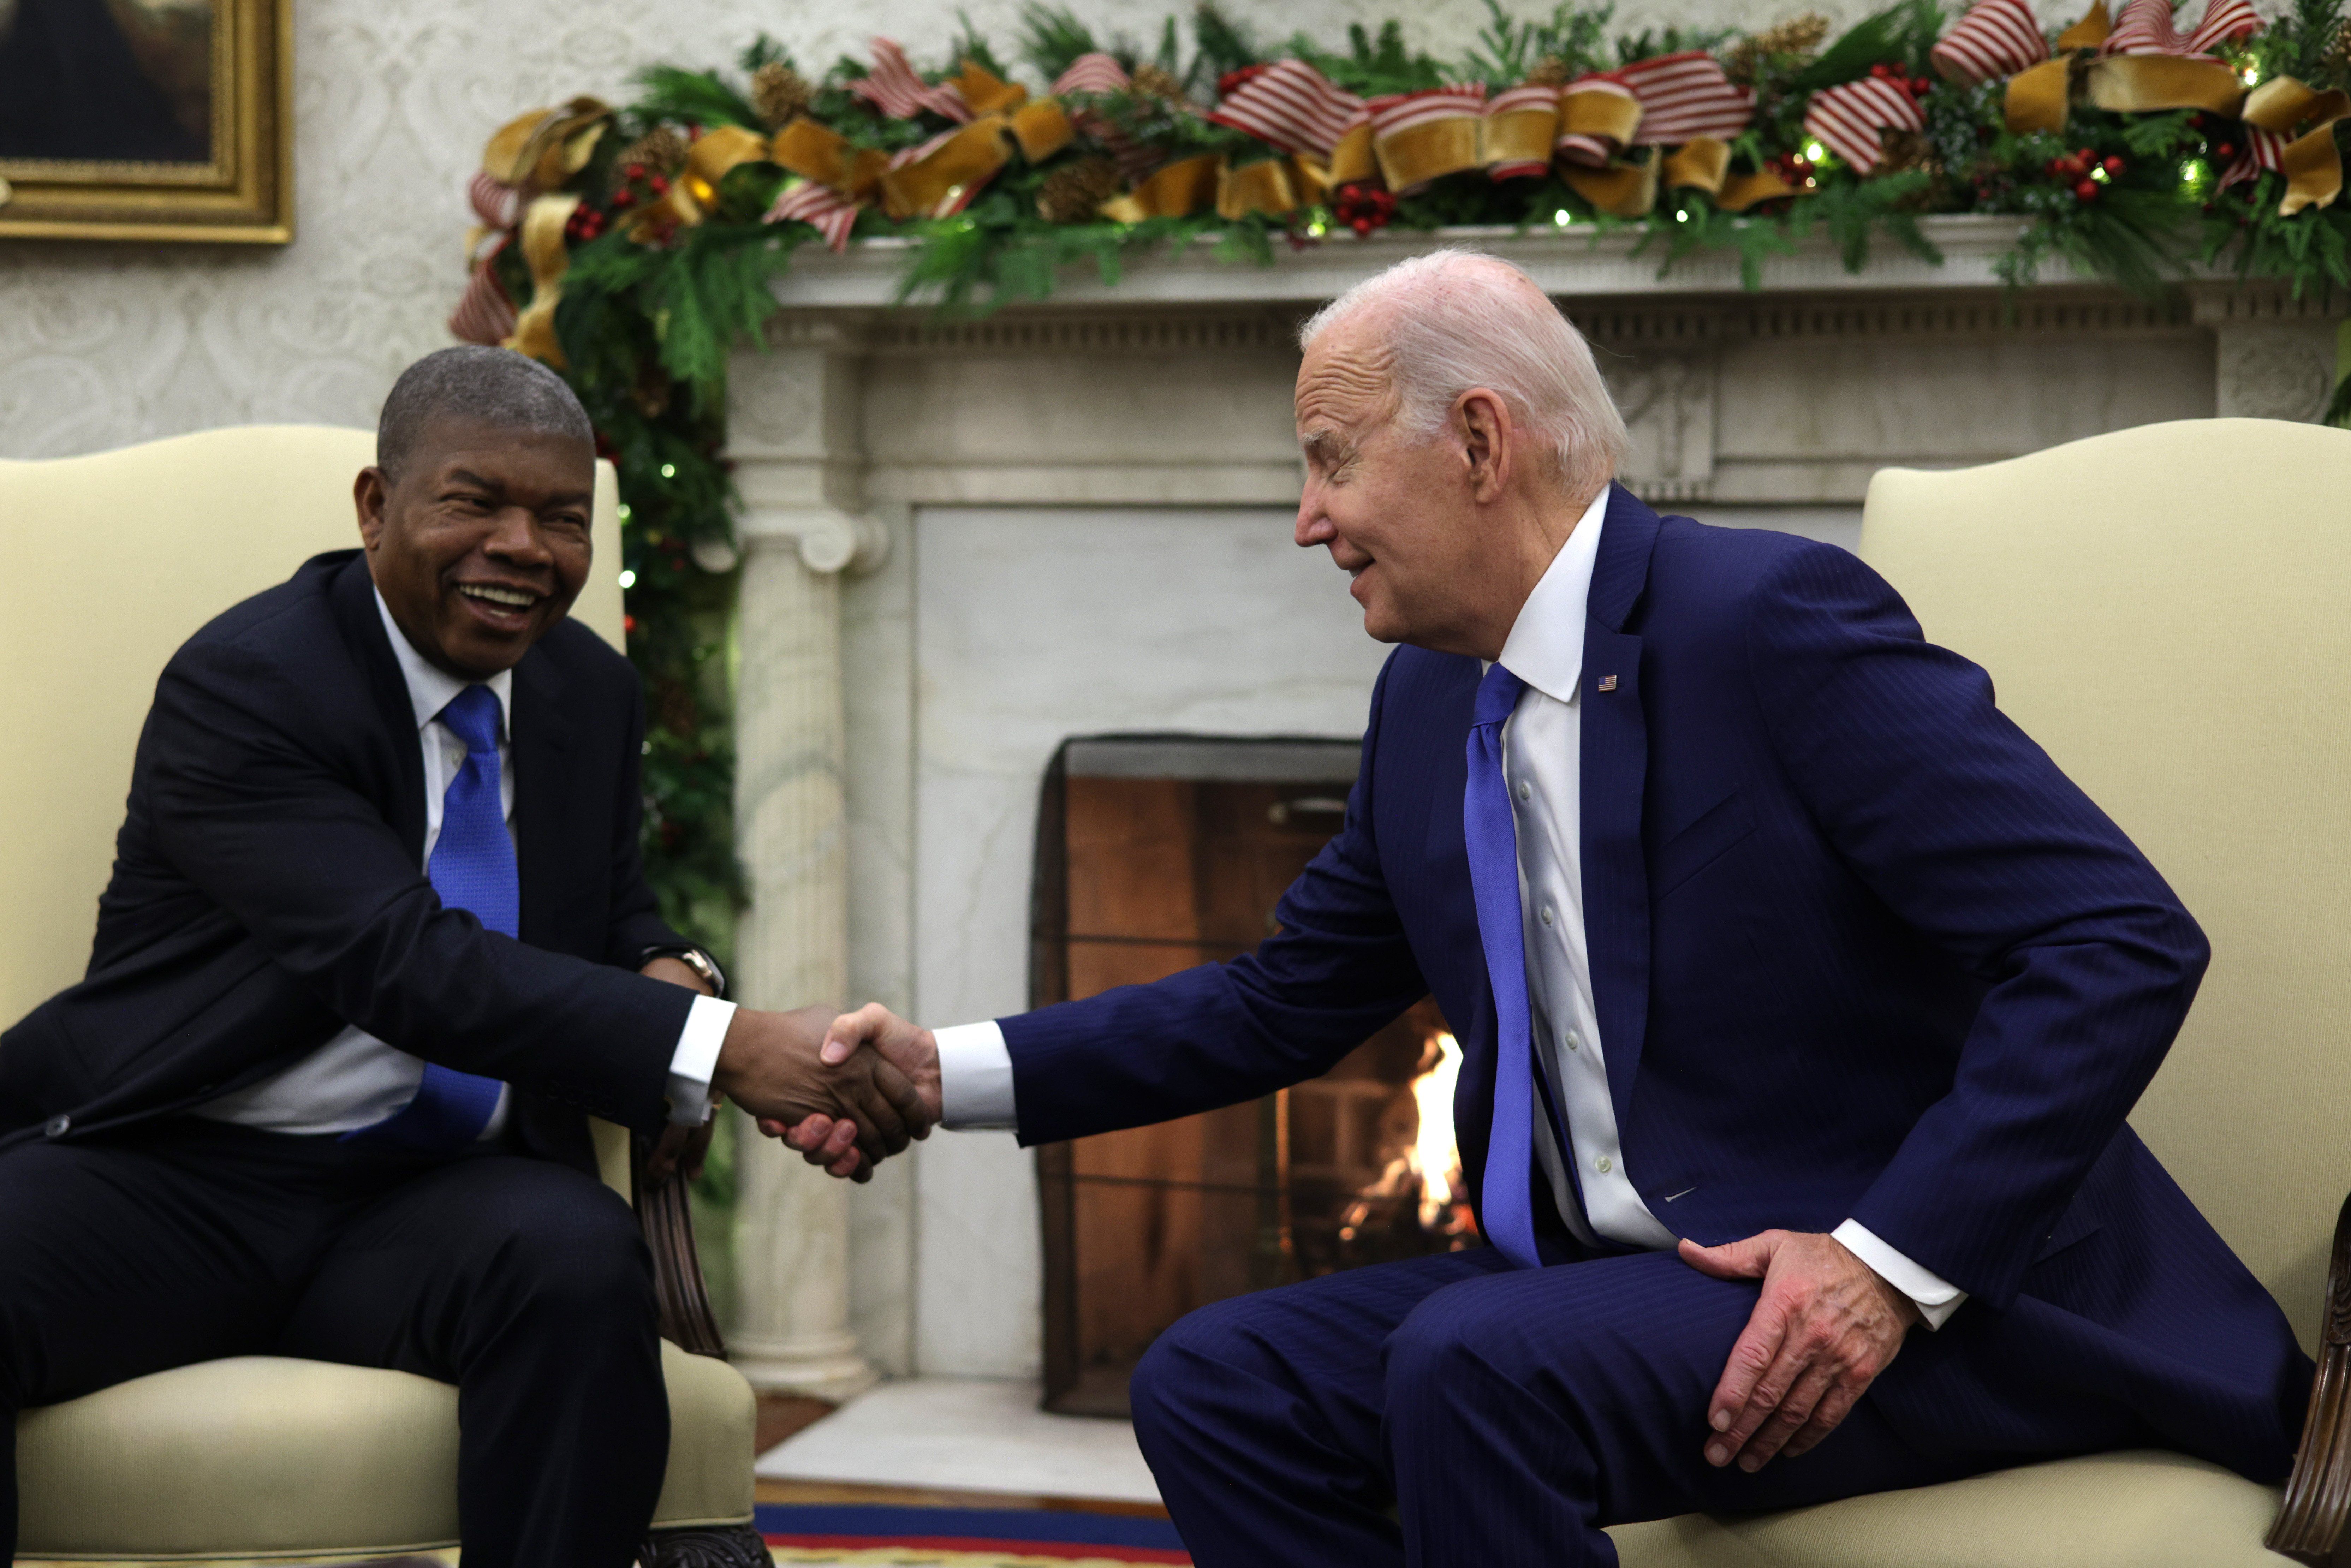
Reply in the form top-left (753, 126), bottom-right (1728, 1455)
top-left (1131, 1245), bottom-right (2140, 1568)
top-left (0, 1117), bottom-right (668, 1567)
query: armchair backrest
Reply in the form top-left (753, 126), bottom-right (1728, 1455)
top-left (1862, 418), bottom-right (2351, 1355)
top-left (0, 425), bottom-right (629, 1191)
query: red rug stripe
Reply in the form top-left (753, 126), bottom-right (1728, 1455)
top-left (768, 1534), bottom-right (1190, 1563)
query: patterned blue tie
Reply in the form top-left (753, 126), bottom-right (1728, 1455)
top-left (346, 684), bottom-right (512, 1151)
top-left (1464, 662), bottom-right (1544, 1270)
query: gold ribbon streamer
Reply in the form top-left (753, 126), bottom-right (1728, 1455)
top-left (950, 60), bottom-right (1029, 116)
top-left (1097, 154), bottom-right (1222, 222)
top-left (2003, 56), bottom-right (2075, 135)
top-left (1716, 168), bottom-right (1803, 211)
top-left (1326, 123), bottom-right (1379, 186)
top-left (482, 97), bottom-right (611, 193)
top-left (1483, 103), bottom-right (1559, 173)
top-left (1563, 151), bottom-right (1660, 217)
top-left (2244, 76), bottom-right (2351, 214)
top-left (1560, 87), bottom-right (1644, 151)
top-left (879, 118), bottom-right (1013, 221)
top-left (1011, 100), bottom-right (1076, 162)
top-left (2055, 1), bottom-right (2112, 51)
top-left (1216, 158), bottom-right (1298, 219)
top-left (2086, 55), bottom-right (2245, 116)
top-left (682, 125), bottom-right (773, 208)
top-left (505, 194), bottom-right (582, 368)
top-left (1661, 137), bottom-right (1731, 195)
top-left (770, 117), bottom-right (889, 198)
top-left (1374, 115), bottom-right (1484, 193)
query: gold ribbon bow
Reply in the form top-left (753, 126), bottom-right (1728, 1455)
top-left (2243, 76), bottom-right (2351, 214)
top-left (506, 194), bottom-right (584, 367)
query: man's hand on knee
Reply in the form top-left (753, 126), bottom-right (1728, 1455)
top-left (1680, 1230), bottom-right (1920, 1473)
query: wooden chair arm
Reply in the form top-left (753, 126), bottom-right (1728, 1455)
top-left (2267, 1189), bottom-right (2351, 1564)
top-left (631, 1133), bottom-right (728, 1359)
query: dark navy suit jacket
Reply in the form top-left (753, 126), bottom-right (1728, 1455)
top-left (1002, 485), bottom-right (2309, 1480)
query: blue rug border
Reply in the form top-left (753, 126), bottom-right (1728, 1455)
top-left (755, 1502), bottom-right (1183, 1549)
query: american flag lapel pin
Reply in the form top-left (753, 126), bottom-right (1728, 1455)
top-left (1597, 674), bottom-right (1618, 692)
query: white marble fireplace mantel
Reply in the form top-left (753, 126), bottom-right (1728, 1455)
top-left (718, 221), bottom-right (2344, 1393)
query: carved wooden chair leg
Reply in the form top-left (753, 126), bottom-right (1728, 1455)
top-left (641, 1522), bottom-right (770, 1567)
top-left (2267, 1189), bottom-right (2351, 1565)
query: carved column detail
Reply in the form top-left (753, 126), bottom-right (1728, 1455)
top-left (724, 326), bottom-right (884, 1400)
top-left (2191, 282), bottom-right (2347, 423)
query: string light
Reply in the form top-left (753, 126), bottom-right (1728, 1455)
top-left (1554, 208), bottom-right (1572, 227)
top-left (659, 463), bottom-right (676, 478)
top-left (1802, 138), bottom-right (1827, 163)
top-left (2240, 64), bottom-right (2260, 87)
top-left (1675, 208), bottom-right (1690, 222)
top-left (618, 568), bottom-right (637, 589)
top-left (617, 502), bottom-right (632, 523)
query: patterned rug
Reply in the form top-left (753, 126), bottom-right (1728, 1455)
top-left (760, 1502), bottom-right (1189, 1565)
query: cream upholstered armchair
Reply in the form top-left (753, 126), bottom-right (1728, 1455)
top-left (1606, 417), bottom-right (2351, 1568)
top-left (0, 427), bottom-right (761, 1566)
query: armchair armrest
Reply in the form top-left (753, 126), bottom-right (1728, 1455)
top-left (2267, 1190), bottom-right (2351, 1564)
top-left (631, 1132), bottom-right (728, 1359)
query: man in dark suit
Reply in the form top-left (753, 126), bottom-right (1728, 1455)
top-left (785, 253), bottom-right (2311, 1564)
top-left (0, 347), bottom-right (924, 1567)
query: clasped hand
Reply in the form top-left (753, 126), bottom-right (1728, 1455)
top-left (711, 1004), bottom-right (935, 1184)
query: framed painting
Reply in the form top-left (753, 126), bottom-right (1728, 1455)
top-left (0, 0), bottom-right (291, 242)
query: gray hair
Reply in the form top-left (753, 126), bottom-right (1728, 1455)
top-left (376, 346), bottom-right (594, 479)
top-left (1298, 250), bottom-right (1630, 501)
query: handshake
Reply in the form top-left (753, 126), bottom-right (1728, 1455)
top-left (709, 1003), bottom-right (943, 1183)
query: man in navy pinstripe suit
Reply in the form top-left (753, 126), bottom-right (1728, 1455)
top-left (785, 251), bottom-right (2310, 1566)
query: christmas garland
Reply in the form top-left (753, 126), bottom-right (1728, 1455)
top-left (446, 0), bottom-right (2351, 963)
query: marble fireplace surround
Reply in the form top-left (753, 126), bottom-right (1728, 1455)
top-left (716, 216), bottom-right (2343, 1393)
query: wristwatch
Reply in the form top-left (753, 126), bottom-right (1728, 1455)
top-left (641, 944), bottom-right (727, 1001)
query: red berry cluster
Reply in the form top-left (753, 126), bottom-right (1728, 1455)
top-left (1867, 60), bottom-right (1933, 100)
top-left (1217, 64), bottom-right (1268, 98)
top-left (563, 203), bottom-right (609, 242)
top-left (1332, 182), bottom-right (1397, 236)
top-left (1764, 149), bottom-right (1817, 187)
top-left (608, 163), bottom-right (672, 213)
top-left (2046, 147), bottom-right (2124, 201)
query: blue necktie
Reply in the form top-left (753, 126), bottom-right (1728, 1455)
top-left (346, 684), bottom-right (512, 1151)
top-left (1465, 662), bottom-right (1544, 1270)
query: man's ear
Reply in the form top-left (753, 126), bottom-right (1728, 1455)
top-left (354, 467), bottom-right (390, 552)
top-left (1457, 389), bottom-right (1512, 503)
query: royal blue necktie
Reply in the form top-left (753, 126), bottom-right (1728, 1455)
top-left (1465, 662), bottom-right (1544, 1270)
top-left (346, 684), bottom-right (512, 1151)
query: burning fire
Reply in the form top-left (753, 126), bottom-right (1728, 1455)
top-left (1337, 1030), bottom-right (1472, 1245)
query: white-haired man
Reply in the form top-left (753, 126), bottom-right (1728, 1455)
top-left (786, 252), bottom-right (2306, 1564)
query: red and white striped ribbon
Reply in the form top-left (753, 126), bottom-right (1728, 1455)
top-left (1554, 73), bottom-right (1637, 166)
top-left (1206, 57), bottom-right (1369, 159)
top-left (1050, 52), bottom-right (1131, 96)
top-left (765, 180), bottom-right (864, 252)
top-left (1615, 50), bottom-right (1755, 144)
top-left (1802, 76), bottom-right (1927, 173)
top-left (850, 38), bottom-right (974, 123)
top-left (2216, 124), bottom-right (2292, 190)
top-left (468, 171), bottom-right (521, 230)
top-left (1932, 0), bottom-right (2049, 84)
top-left (2102, 0), bottom-right (2260, 57)
top-left (446, 245), bottom-right (517, 346)
top-left (1486, 83), bottom-right (1564, 179)
top-left (1367, 83), bottom-right (1488, 138)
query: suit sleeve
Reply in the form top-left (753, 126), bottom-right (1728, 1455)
top-left (1001, 655), bottom-right (1430, 1147)
top-left (600, 666), bottom-right (691, 969)
top-left (144, 638), bottom-right (690, 1133)
top-left (1744, 542), bottom-right (2208, 1308)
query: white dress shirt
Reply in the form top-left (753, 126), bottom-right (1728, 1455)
top-left (196, 590), bottom-right (735, 1137)
top-left (933, 492), bottom-right (1963, 1327)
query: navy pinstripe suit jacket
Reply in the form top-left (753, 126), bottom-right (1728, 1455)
top-left (1003, 483), bottom-right (2309, 1480)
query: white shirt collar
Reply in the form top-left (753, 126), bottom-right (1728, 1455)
top-left (1495, 485), bottom-right (1610, 706)
top-left (373, 587), bottom-right (512, 739)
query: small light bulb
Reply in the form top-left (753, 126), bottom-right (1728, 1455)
top-left (2091, 165), bottom-right (2110, 183)
top-left (1675, 208), bottom-right (1690, 222)
top-left (1554, 208), bottom-right (1571, 227)
top-left (617, 503), bottom-right (632, 522)
top-left (1802, 139), bottom-right (1827, 163)
top-left (2240, 65), bottom-right (2259, 86)
top-left (660, 463), bottom-right (676, 479)
top-left (618, 568), bottom-right (637, 589)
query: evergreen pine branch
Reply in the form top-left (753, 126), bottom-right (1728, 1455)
top-left (1191, 2), bottom-right (1261, 79)
top-left (951, 11), bottom-right (1014, 80)
top-left (632, 65), bottom-right (761, 130)
top-left (1787, 3), bottom-right (1926, 93)
top-left (737, 35), bottom-right (788, 74)
top-left (1018, 4), bottom-right (1100, 83)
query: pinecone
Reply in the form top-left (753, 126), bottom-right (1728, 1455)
top-left (2322, 20), bottom-right (2351, 78)
top-left (615, 124), bottom-right (688, 177)
top-left (1726, 12), bottom-right (1832, 84)
top-left (751, 61), bottom-right (814, 129)
top-left (1525, 55), bottom-right (1574, 87)
top-left (1036, 156), bottom-right (1124, 223)
top-left (1130, 62), bottom-right (1187, 103)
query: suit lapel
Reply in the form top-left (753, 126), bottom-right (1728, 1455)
top-left (510, 650), bottom-right (573, 949)
top-left (1581, 483), bottom-right (1662, 1115)
top-left (327, 555), bottom-right (429, 864)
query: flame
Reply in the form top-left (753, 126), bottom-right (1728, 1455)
top-left (1411, 1032), bottom-right (1464, 1227)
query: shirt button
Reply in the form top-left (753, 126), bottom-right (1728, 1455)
top-left (43, 1114), bottom-right (70, 1138)
top-left (1595, 1155), bottom-right (1613, 1174)
top-left (1563, 1029), bottom-right (1582, 1052)
top-left (1517, 781), bottom-right (1531, 803)
top-left (1540, 905), bottom-right (1555, 926)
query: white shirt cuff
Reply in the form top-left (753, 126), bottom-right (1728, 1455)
top-left (663, 994), bottom-right (737, 1127)
top-left (1833, 1218), bottom-right (1967, 1330)
top-left (936, 1020), bottom-right (1018, 1130)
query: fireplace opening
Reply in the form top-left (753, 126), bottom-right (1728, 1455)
top-left (1031, 735), bottom-right (1476, 1417)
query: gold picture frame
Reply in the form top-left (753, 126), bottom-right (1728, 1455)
top-left (0, 0), bottom-right (293, 243)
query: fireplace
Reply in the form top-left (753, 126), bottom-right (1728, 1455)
top-left (1030, 735), bottom-right (1476, 1417)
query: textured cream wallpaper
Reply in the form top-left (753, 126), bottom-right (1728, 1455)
top-left (0, 0), bottom-right (1913, 460)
